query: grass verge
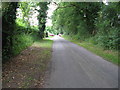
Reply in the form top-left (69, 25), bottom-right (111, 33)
top-left (63, 35), bottom-right (119, 65)
top-left (2, 39), bottom-right (53, 88)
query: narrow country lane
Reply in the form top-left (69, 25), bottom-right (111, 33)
top-left (45, 36), bottom-right (118, 88)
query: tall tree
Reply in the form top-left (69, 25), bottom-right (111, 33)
top-left (37, 2), bottom-right (48, 39)
top-left (52, 2), bottom-right (101, 39)
top-left (2, 2), bottom-right (18, 61)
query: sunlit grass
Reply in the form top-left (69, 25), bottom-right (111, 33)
top-left (33, 39), bottom-right (53, 48)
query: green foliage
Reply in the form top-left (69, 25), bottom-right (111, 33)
top-left (2, 2), bottom-right (119, 64)
top-left (52, 2), bottom-right (119, 51)
top-left (52, 2), bottom-right (101, 39)
top-left (3, 24), bottom-right (39, 63)
top-left (12, 34), bottom-right (33, 55)
top-left (2, 2), bottom-right (18, 62)
top-left (95, 2), bottom-right (120, 50)
top-left (37, 2), bottom-right (48, 39)
top-left (18, 2), bottom-right (33, 27)
top-left (2, 2), bottom-right (46, 63)
top-left (16, 18), bottom-right (26, 27)
top-left (46, 26), bottom-right (52, 33)
top-left (11, 24), bottom-right (39, 56)
top-left (46, 26), bottom-right (57, 35)
top-left (63, 35), bottom-right (118, 65)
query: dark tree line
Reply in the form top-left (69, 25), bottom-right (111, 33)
top-left (2, 2), bottom-right (48, 63)
top-left (2, 2), bottom-right (18, 60)
top-left (37, 2), bottom-right (48, 39)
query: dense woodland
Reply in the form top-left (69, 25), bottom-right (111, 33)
top-left (2, 2), bottom-right (48, 63)
top-left (51, 2), bottom-right (120, 51)
top-left (2, 2), bottom-right (120, 63)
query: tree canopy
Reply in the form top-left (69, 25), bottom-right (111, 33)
top-left (2, 2), bottom-right (48, 63)
top-left (2, 2), bottom-right (120, 63)
top-left (52, 2), bottom-right (120, 50)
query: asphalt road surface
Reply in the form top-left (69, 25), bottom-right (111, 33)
top-left (45, 36), bottom-right (118, 88)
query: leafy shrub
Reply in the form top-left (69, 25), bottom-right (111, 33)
top-left (12, 34), bottom-right (34, 55)
top-left (95, 3), bottom-right (119, 50)
top-left (85, 36), bottom-right (98, 45)
top-left (2, 25), bottom-right (39, 63)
